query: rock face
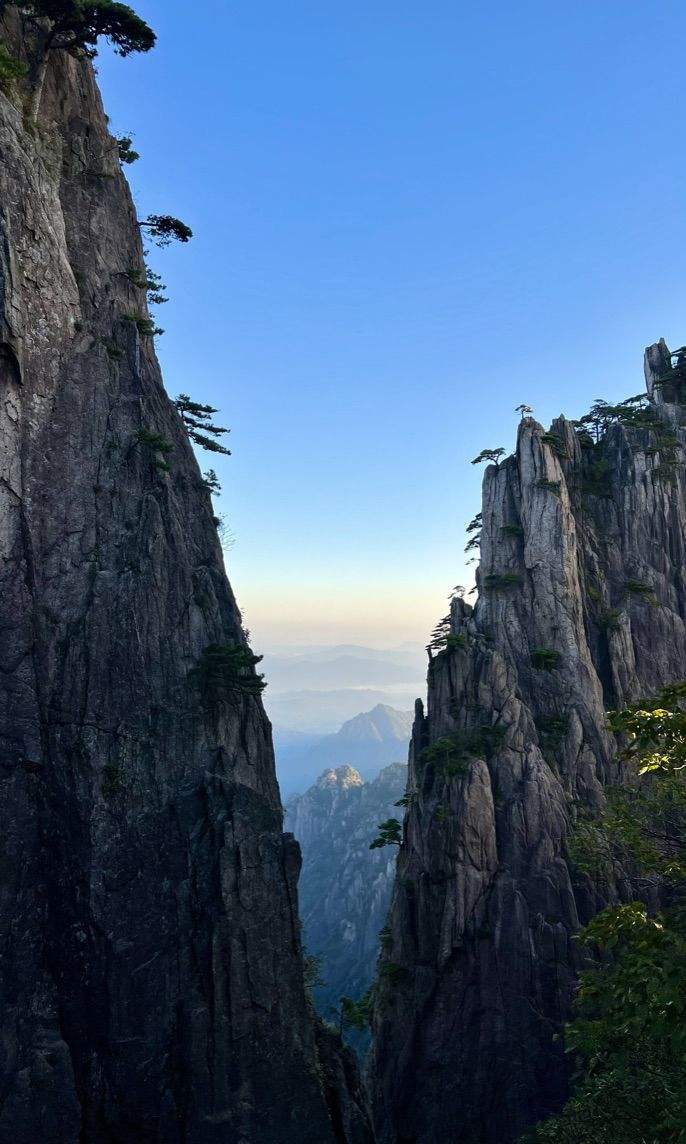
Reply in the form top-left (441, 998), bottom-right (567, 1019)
top-left (370, 343), bottom-right (686, 1143)
top-left (285, 763), bottom-right (406, 1031)
top-left (0, 21), bottom-right (371, 1144)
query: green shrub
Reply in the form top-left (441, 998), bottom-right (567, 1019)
top-left (115, 134), bottom-right (139, 163)
top-left (420, 724), bottom-right (506, 775)
top-left (379, 925), bottom-right (393, 952)
top-left (624, 579), bottom-right (655, 601)
top-left (123, 313), bottom-right (163, 337)
top-left (419, 736), bottom-right (469, 777)
top-left (135, 428), bottom-right (172, 471)
top-left (340, 988), bottom-right (374, 1030)
top-left (501, 523), bottom-right (524, 537)
top-left (378, 962), bottom-right (407, 986)
top-left (0, 41), bottom-right (26, 92)
top-left (483, 572), bottom-right (523, 590)
top-left (531, 647), bottom-right (561, 670)
top-left (174, 393), bottom-right (231, 456)
top-left (138, 214), bottom-right (192, 246)
top-left (541, 432), bottom-right (568, 458)
top-left (99, 335), bottom-right (123, 361)
top-left (124, 265), bottom-right (168, 306)
top-left (189, 642), bottom-right (266, 704)
top-left (200, 468), bottom-right (221, 495)
top-left (303, 952), bottom-right (324, 999)
top-left (471, 447), bottom-right (505, 466)
top-left (473, 724), bottom-right (507, 756)
top-left (394, 793), bottom-right (415, 808)
top-left (370, 818), bottom-right (402, 849)
top-left (537, 478), bottom-right (561, 495)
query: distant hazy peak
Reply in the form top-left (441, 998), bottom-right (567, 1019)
top-left (337, 704), bottom-right (413, 742)
top-left (315, 765), bottom-right (364, 790)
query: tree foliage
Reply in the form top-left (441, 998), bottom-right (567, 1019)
top-left (139, 214), bottom-right (193, 247)
top-left (527, 682), bottom-right (686, 1142)
top-left (471, 447), bottom-right (505, 466)
top-left (340, 987), bottom-right (374, 1031)
top-left (201, 468), bottom-right (221, 495)
top-left (0, 39), bottom-right (26, 90)
top-left (189, 643), bottom-right (266, 703)
top-left (174, 393), bottom-right (231, 455)
top-left (12, 0), bottom-right (156, 57)
top-left (115, 133), bottom-right (138, 163)
top-left (369, 818), bottom-right (402, 849)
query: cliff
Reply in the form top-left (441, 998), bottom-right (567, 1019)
top-left (285, 763), bottom-right (407, 1037)
top-left (369, 341), bottom-right (686, 1143)
top-left (0, 17), bottom-right (371, 1143)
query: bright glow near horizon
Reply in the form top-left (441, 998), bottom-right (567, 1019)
top-left (232, 573), bottom-right (452, 649)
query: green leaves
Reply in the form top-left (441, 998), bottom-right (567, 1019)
top-left (115, 133), bottom-right (139, 163)
top-left (531, 647), bottom-right (561, 671)
top-left (529, 681), bottom-right (686, 1142)
top-left (0, 40), bottom-right (26, 91)
top-left (340, 988), bottom-right (373, 1030)
top-left (16, 0), bottom-right (156, 57)
top-left (189, 643), bottom-right (266, 705)
top-left (139, 214), bottom-right (192, 247)
top-left (471, 447), bottom-right (505, 466)
top-left (369, 818), bottom-right (402, 849)
top-left (174, 393), bottom-right (231, 456)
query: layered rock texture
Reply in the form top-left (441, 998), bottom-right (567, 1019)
top-left (370, 342), bottom-right (686, 1143)
top-left (0, 19), bottom-right (371, 1143)
top-left (285, 763), bottom-right (406, 1036)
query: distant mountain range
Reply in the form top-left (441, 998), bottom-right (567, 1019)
top-left (264, 654), bottom-right (421, 691)
top-left (285, 762), bottom-right (408, 1051)
top-left (275, 703), bottom-right (413, 797)
top-left (261, 641), bottom-right (426, 739)
top-left (267, 688), bottom-right (419, 736)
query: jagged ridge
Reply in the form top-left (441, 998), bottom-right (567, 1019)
top-left (370, 341), bottom-right (686, 1144)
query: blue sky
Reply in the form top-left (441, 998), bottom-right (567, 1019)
top-left (97, 0), bottom-right (686, 647)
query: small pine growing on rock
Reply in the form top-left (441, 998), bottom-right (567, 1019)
top-left (175, 394), bottom-right (231, 455)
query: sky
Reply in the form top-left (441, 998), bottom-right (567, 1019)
top-left (96, 0), bottom-right (686, 650)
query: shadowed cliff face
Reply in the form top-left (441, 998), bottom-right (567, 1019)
top-left (0, 21), bottom-right (372, 1144)
top-left (370, 341), bottom-right (686, 1144)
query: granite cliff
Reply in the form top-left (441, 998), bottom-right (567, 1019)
top-left (370, 342), bottom-right (686, 1143)
top-left (0, 14), bottom-right (371, 1142)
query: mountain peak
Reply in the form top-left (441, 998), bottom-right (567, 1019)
top-left (338, 704), bottom-right (413, 743)
top-left (315, 765), bottom-right (364, 790)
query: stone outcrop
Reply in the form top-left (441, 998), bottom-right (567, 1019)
top-left (370, 342), bottom-right (686, 1143)
top-left (286, 763), bottom-right (406, 1034)
top-left (0, 18), bottom-right (372, 1143)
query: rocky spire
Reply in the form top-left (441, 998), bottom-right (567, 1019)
top-left (0, 16), bottom-right (371, 1142)
top-left (370, 346), bottom-right (686, 1142)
